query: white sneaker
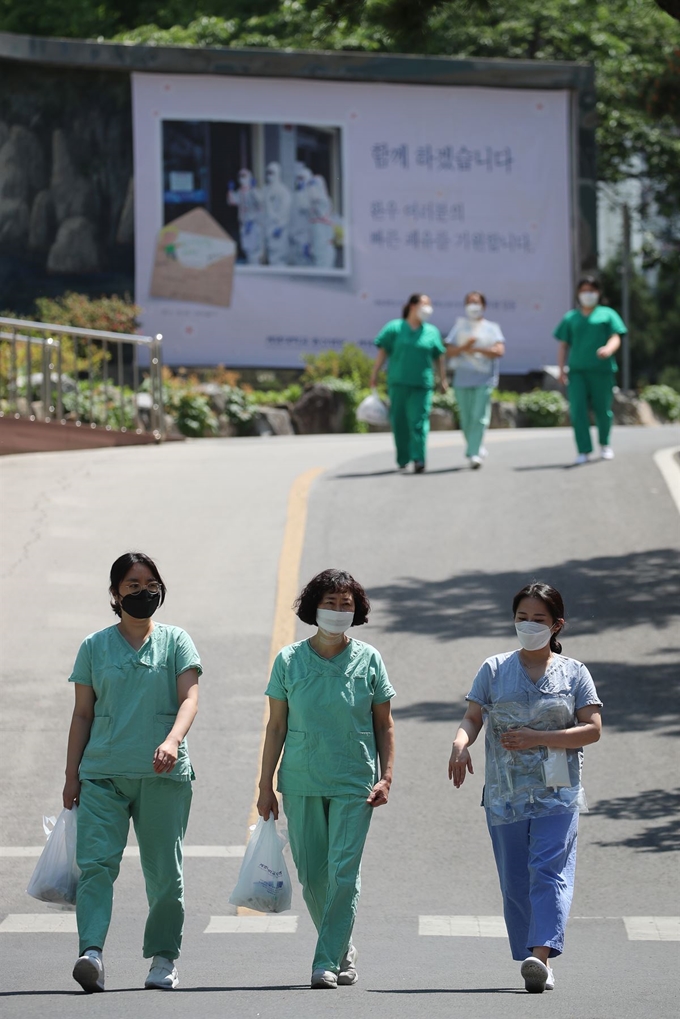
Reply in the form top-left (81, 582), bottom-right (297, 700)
top-left (573, 453), bottom-right (589, 466)
top-left (469, 455), bottom-right (483, 469)
top-left (73, 949), bottom-right (105, 993)
top-left (311, 968), bottom-right (338, 989)
top-left (479, 446), bottom-right (488, 459)
top-left (545, 967), bottom-right (555, 990)
top-left (338, 944), bottom-right (358, 985)
top-left (145, 956), bottom-right (179, 990)
top-left (600, 446), bottom-right (614, 460)
top-left (520, 956), bottom-right (550, 993)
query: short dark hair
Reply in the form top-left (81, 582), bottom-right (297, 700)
top-left (109, 551), bottom-right (166, 617)
top-left (402, 293), bottom-right (423, 318)
top-left (577, 275), bottom-right (602, 292)
top-left (512, 581), bottom-right (565, 654)
top-left (295, 569), bottom-right (370, 627)
top-left (464, 291), bottom-right (487, 307)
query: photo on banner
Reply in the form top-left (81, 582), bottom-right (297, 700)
top-left (162, 119), bottom-right (347, 274)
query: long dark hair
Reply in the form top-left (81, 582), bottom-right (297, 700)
top-left (109, 551), bottom-right (166, 618)
top-left (512, 581), bottom-right (565, 654)
top-left (402, 293), bottom-right (422, 319)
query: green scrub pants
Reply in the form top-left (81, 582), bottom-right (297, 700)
top-left (568, 370), bottom-right (614, 454)
top-left (76, 777), bottom-right (192, 959)
top-left (284, 794), bottom-right (373, 973)
top-left (388, 384), bottom-right (433, 467)
top-left (455, 385), bottom-right (493, 458)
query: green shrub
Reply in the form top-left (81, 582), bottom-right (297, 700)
top-left (175, 392), bottom-right (218, 438)
top-left (250, 383), bottom-right (302, 406)
top-left (432, 387), bottom-right (459, 426)
top-left (301, 344), bottom-right (377, 390)
top-left (517, 389), bottom-right (568, 427)
top-left (640, 384), bottom-right (680, 421)
top-left (493, 389), bottom-right (521, 404)
top-left (320, 375), bottom-right (367, 432)
top-left (221, 384), bottom-right (258, 433)
top-left (656, 367), bottom-right (680, 394)
top-left (34, 292), bottom-right (140, 334)
top-left (61, 381), bottom-right (136, 429)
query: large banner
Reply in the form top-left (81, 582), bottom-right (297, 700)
top-left (133, 73), bottom-right (573, 372)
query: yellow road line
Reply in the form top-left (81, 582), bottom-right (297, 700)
top-left (237, 466), bottom-right (324, 916)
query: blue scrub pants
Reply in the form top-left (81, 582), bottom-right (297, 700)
top-left (284, 794), bottom-right (373, 973)
top-left (487, 810), bottom-right (578, 960)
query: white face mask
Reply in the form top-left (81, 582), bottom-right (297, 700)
top-left (417, 304), bottom-right (433, 322)
top-left (579, 291), bottom-right (599, 308)
top-left (515, 621), bottom-right (553, 651)
top-left (316, 608), bottom-right (354, 634)
top-left (465, 303), bottom-right (484, 320)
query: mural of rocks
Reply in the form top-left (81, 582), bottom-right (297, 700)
top-left (0, 63), bottom-right (135, 312)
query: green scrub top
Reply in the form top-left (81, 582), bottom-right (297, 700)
top-left (553, 306), bottom-right (626, 373)
top-left (69, 623), bottom-right (202, 782)
top-left (375, 319), bottom-right (446, 388)
top-left (265, 638), bottom-right (395, 797)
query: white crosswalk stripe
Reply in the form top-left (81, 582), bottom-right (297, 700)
top-left (623, 916), bottom-right (680, 941)
top-left (419, 915), bottom-right (508, 937)
top-left (1, 912), bottom-right (678, 939)
top-left (204, 916), bottom-right (298, 933)
top-left (0, 845), bottom-right (245, 859)
top-left (0, 914), bottom-right (77, 933)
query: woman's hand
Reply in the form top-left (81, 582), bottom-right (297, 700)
top-left (448, 745), bottom-right (474, 788)
top-left (257, 788), bottom-right (279, 820)
top-left (153, 736), bottom-right (179, 773)
top-left (63, 776), bottom-right (81, 810)
top-left (500, 727), bottom-right (542, 750)
top-left (367, 778), bottom-right (390, 808)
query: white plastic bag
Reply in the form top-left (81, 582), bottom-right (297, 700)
top-left (356, 389), bottom-right (389, 426)
top-left (26, 807), bottom-right (80, 907)
top-left (229, 816), bottom-right (292, 913)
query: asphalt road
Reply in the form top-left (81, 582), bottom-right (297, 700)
top-left (1, 424), bottom-right (679, 1018)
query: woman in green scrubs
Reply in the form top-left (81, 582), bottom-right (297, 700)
top-left (63, 552), bottom-right (201, 994)
top-left (257, 569), bottom-right (395, 989)
top-left (554, 277), bottom-right (626, 465)
top-left (370, 293), bottom-right (447, 473)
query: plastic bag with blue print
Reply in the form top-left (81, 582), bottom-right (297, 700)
top-left (483, 694), bottom-right (588, 826)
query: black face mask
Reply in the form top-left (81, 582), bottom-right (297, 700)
top-left (121, 590), bottom-right (161, 619)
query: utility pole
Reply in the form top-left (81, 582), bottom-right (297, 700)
top-left (621, 202), bottom-right (632, 393)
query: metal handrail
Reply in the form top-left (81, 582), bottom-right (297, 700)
top-left (0, 317), bottom-right (165, 440)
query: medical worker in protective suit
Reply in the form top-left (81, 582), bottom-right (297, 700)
top-left (449, 582), bottom-right (602, 994)
top-left (263, 161), bottom-right (291, 266)
top-left (63, 552), bottom-right (201, 994)
top-left (257, 569), bottom-right (395, 990)
top-left (289, 163), bottom-right (314, 266)
top-left (309, 174), bottom-right (336, 268)
top-left (227, 168), bottom-right (264, 264)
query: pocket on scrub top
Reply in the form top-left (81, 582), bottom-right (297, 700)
top-left (281, 730), bottom-right (308, 775)
top-left (85, 716), bottom-right (112, 758)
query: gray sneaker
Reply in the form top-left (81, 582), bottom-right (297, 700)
top-left (73, 949), bottom-right (105, 993)
top-left (311, 968), bottom-right (338, 989)
top-left (338, 944), bottom-right (358, 985)
top-left (145, 956), bottom-right (179, 990)
top-left (520, 956), bottom-right (549, 993)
